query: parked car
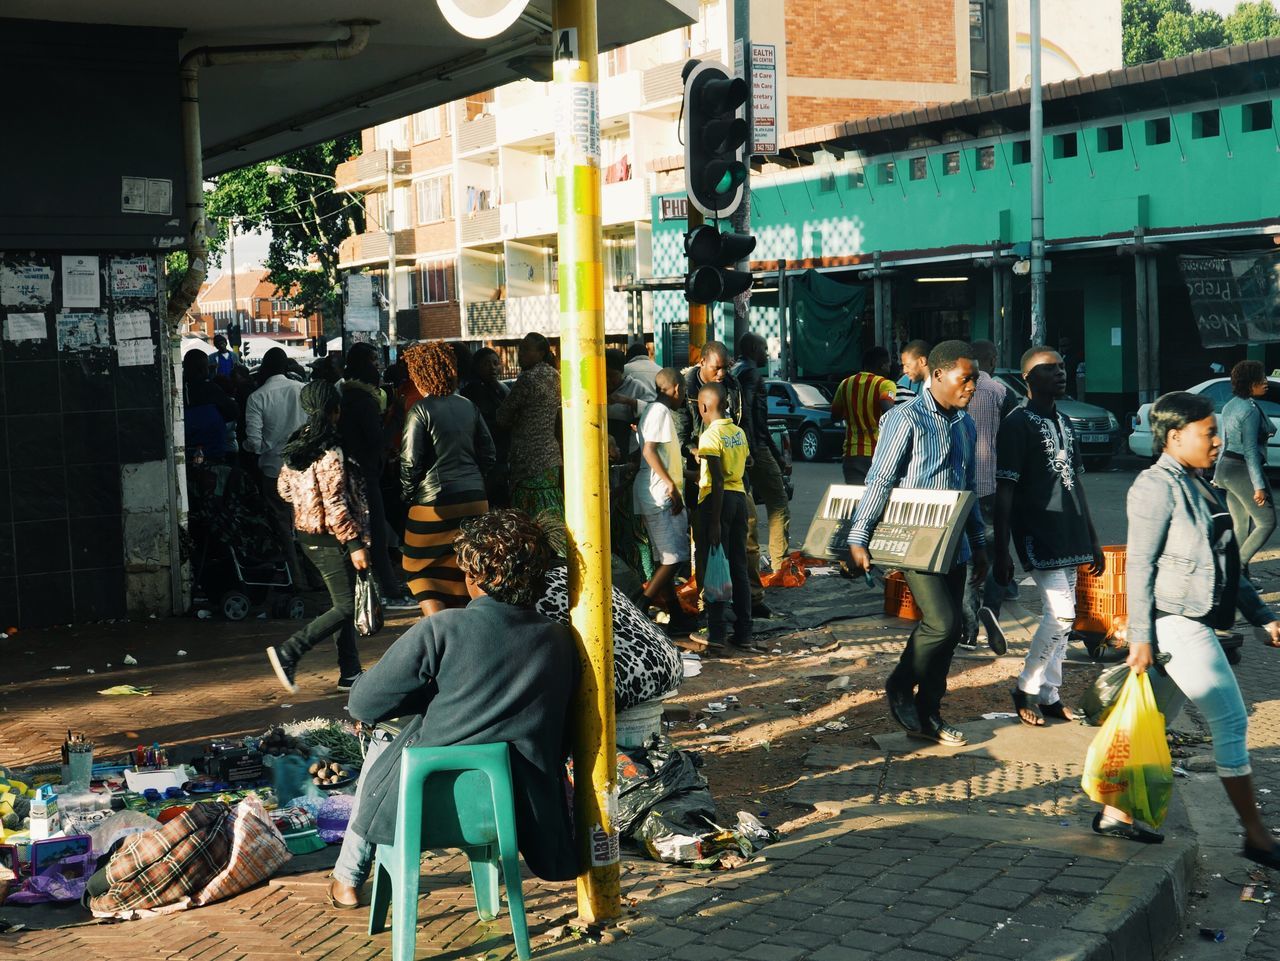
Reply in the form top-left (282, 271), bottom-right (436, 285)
top-left (765, 380), bottom-right (843, 461)
top-left (1128, 377), bottom-right (1280, 464)
top-left (993, 369), bottom-right (1123, 468)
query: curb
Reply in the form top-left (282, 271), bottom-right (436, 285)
top-left (1053, 834), bottom-right (1199, 961)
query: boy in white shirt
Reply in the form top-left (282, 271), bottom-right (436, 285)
top-left (634, 368), bottom-right (695, 631)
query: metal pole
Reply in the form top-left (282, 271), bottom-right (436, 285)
top-left (687, 206), bottom-right (707, 362)
top-left (1029, 0), bottom-right (1046, 345)
top-left (385, 150), bottom-right (398, 362)
top-left (991, 258), bottom-right (1004, 364)
top-left (777, 258), bottom-right (788, 376)
top-left (553, 0), bottom-right (620, 926)
top-left (1146, 250), bottom-right (1160, 398)
top-left (1135, 243), bottom-right (1151, 407)
top-left (227, 217), bottom-right (239, 344)
top-left (730, 0), bottom-right (752, 349)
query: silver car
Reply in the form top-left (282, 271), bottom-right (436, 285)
top-left (1128, 377), bottom-right (1280, 465)
top-left (994, 369), bottom-right (1123, 468)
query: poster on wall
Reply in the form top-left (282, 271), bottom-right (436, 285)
top-left (0, 262), bottom-right (54, 307)
top-left (62, 255), bottom-right (101, 308)
top-left (3, 312), bottom-right (48, 342)
top-left (110, 257), bottom-right (157, 299)
top-left (56, 311), bottom-right (110, 351)
top-left (1179, 252), bottom-right (1280, 347)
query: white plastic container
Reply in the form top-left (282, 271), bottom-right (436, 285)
top-left (615, 700), bottom-right (664, 749)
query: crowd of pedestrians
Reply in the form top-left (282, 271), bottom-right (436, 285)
top-left (185, 328), bottom-right (1280, 869)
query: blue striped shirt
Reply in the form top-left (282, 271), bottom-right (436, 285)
top-left (847, 385), bottom-right (987, 563)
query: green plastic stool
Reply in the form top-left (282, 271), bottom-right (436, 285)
top-left (367, 743), bottom-right (530, 961)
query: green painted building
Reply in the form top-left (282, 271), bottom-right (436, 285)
top-left (648, 40), bottom-right (1280, 418)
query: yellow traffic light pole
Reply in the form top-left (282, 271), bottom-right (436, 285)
top-left (552, 0), bottom-right (621, 925)
top-left (686, 206), bottom-right (707, 363)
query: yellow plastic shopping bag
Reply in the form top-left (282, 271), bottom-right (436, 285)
top-left (1081, 670), bottom-right (1174, 827)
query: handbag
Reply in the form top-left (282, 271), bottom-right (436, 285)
top-left (354, 570), bottom-right (384, 637)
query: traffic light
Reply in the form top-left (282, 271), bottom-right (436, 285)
top-left (682, 59), bottom-right (748, 219)
top-left (684, 224), bottom-right (755, 305)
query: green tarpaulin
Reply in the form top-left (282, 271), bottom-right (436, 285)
top-left (790, 269), bottom-right (866, 376)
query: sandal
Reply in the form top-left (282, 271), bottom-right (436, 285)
top-left (327, 879), bottom-right (361, 910)
top-left (1012, 689), bottom-right (1044, 727)
top-left (1040, 702), bottom-right (1076, 721)
top-left (1243, 841), bottom-right (1280, 870)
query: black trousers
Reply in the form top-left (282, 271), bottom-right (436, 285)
top-left (842, 456), bottom-right (873, 485)
top-left (694, 491), bottom-right (752, 644)
top-left (891, 564), bottom-right (968, 718)
top-left (283, 534), bottom-right (361, 678)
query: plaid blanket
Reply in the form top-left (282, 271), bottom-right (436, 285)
top-left (193, 795), bottom-right (289, 905)
top-left (88, 801), bottom-right (232, 915)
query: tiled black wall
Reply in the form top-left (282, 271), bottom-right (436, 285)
top-left (0, 252), bottom-right (165, 627)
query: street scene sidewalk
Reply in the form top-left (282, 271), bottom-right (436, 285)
top-left (0, 558), bottom-right (1226, 961)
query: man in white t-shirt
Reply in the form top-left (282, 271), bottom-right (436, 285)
top-left (634, 367), bottom-right (695, 631)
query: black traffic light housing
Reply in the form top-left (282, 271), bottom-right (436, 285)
top-left (682, 59), bottom-right (748, 219)
top-left (684, 224), bottom-right (755, 305)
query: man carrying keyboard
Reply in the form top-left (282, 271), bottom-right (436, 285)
top-left (848, 340), bottom-right (989, 746)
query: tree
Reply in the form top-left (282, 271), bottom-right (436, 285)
top-left (1123, 0), bottom-right (1280, 64)
top-left (201, 136), bottom-right (364, 337)
top-left (1223, 0), bottom-right (1280, 44)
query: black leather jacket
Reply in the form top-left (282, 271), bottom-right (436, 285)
top-left (732, 358), bottom-right (783, 465)
top-left (400, 394), bottom-right (497, 505)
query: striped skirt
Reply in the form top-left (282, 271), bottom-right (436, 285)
top-left (402, 493), bottom-right (488, 607)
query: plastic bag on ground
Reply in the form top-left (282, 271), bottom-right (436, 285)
top-left (703, 546), bottom-right (733, 604)
top-left (1082, 671), bottom-right (1174, 827)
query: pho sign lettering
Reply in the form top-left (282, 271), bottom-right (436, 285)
top-left (659, 196), bottom-right (689, 221)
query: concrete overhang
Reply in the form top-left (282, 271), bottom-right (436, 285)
top-left (5, 0), bottom-right (698, 175)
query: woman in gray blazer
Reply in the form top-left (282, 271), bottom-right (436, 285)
top-left (1099, 392), bottom-right (1280, 868)
top-left (1214, 360), bottom-right (1276, 576)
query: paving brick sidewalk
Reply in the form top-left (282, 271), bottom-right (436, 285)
top-left (0, 606), bottom-right (1197, 961)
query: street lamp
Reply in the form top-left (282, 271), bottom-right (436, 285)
top-left (266, 159), bottom-right (400, 361)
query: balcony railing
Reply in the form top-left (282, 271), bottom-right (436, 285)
top-left (459, 207), bottom-right (503, 245)
top-left (470, 292), bottom-right (635, 339)
top-left (457, 114), bottom-right (497, 153)
top-left (337, 229), bottom-right (418, 269)
top-left (334, 148), bottom-right (411, 193)
top-left (466, 300), bottom-right (507, 337)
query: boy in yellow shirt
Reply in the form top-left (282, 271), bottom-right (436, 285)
top-left (694, 383), bottom-right (760, 652)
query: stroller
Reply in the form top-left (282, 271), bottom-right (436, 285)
top-left (187, 459), bottom-right (306, 621)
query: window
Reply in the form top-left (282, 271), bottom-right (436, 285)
top-left (1193, 109), bottom-right (1220, 139)
top-left (909, 156), bottom-right (927, 180)
top-left (1146, 117), bottom-right (1170, 145)
top-left (605, 45), bottom-right (630, 77)
top-left (412, 108), bottom-right (442, 143)
top-left (1244, 101), bottom-right (1273, 133)
top-left (1202, 380), bottom-right (1233, 412)
top-left (943, 151), bottom-right (960, 175)
top-left (877, 161), bottom-right (896, 185)
top-left (969, 0), bottom-right (985, 39)
top-left (419, 261), bottom-right (453, 304)
top-left (819, 172), bottom-right (836, 193)
top-left (974, 145), bottom-right (995, 170)
top-left (373, 119), bottom-right (409, 150)
top-left (848, 168), bottom-right (866, 188)
top-left (1012, 140), bottom-right (1030, 164)
top-left (415, 176), bottom-right (449, 224)
top-left (1097, 125), bottom-right (1123, 152)
top-left (1052, 132), bottom-right (1077, 158)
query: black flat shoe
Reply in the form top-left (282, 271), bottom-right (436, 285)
top-left (728, 637), bottom-right (767, 654)
top-left (1092, 812), bottom-right (1164, 844)
top-left (1242, 842), bottom-right (1280, 869)
top-left (979, 607), bottom-right (1007, 655)
top-left (886, 685), bottom-right (921, 733)
top-left (910, 715), bottom-right (967, 746)
top-left (1012, 689), bottom-right (1044, 727)
top-left (1040, 701), bottom-right (1077, 721)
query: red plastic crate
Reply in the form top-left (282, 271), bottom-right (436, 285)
top-left (884, 571), bottom-right (922, 621)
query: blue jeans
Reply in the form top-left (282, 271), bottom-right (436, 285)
top-left (1153, 615), bottom-right (1251, 778)
top-left (331, 733), bottom-right (388, 888)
